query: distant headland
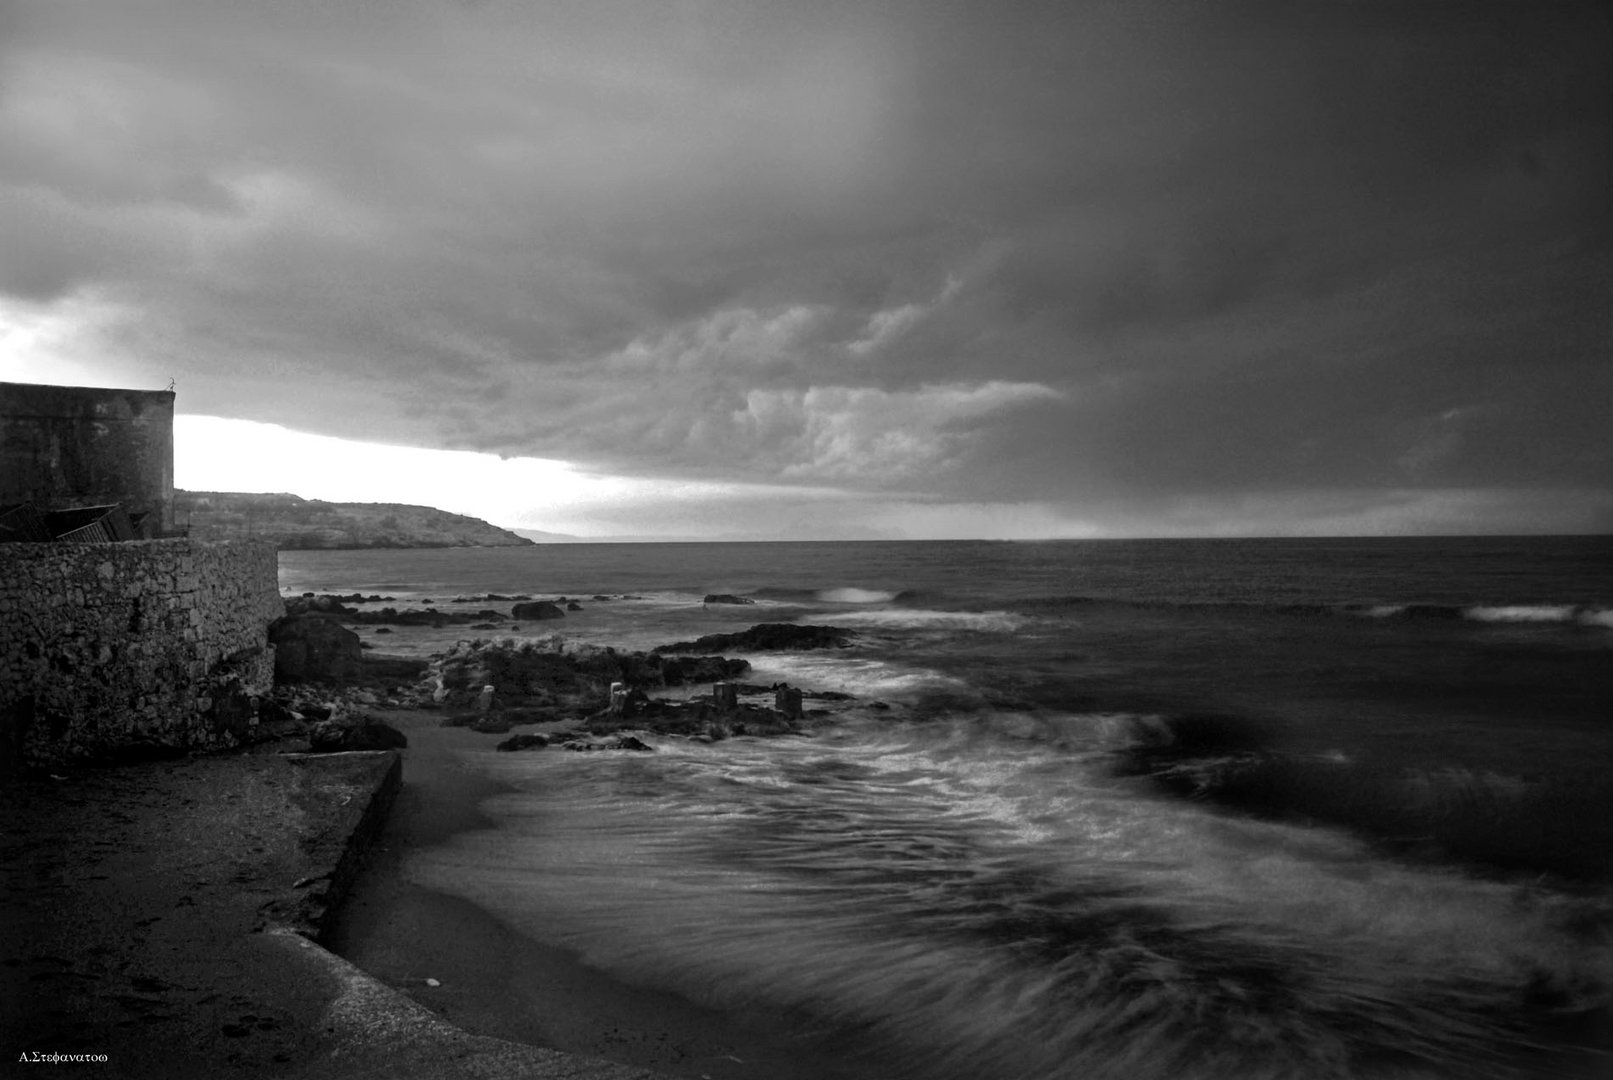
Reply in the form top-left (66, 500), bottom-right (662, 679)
top-left (175, 490), bottom-right (533, 549)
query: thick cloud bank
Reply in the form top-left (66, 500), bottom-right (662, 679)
top-left (3, 0), bottom-right (1608, 536)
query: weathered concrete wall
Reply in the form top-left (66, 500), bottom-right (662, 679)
top-left (0, 539), bottom-right (282, 770)
top-left (0, 382), bottom-right (176, 534)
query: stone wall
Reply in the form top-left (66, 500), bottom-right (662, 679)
top-left (0, 538), bottom-right (282, 770)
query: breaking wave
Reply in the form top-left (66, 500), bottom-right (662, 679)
top-left (831, 609), bottom-right (1027, 633)
top-left (1015, 594), bottom-right (1613, 628)
top-left (817, 587), bottom-right (900, 604)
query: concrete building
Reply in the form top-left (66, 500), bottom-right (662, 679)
top-left (0, 381), bottom-right (282, 771)
top-left (0, 381), bottom-right (177, 537)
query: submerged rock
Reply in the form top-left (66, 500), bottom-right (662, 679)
top-left (511, 601), bottom-right (566, 620)
top-left (703, 594), bottom-right (755, 605)
top-left (655, 623), bottom-right (857, 653)
top-left (495, 733), bottom-right (550, 752)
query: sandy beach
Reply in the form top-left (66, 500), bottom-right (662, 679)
top-left (323, 709), bottom-right (894, 1080)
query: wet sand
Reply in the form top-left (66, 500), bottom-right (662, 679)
top-left (323, 710), bottom-right (888, 1080)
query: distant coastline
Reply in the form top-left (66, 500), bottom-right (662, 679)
top-left (176, 490), bottom-right (533, 550)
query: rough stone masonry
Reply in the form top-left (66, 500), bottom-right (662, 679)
top-left (0, 537), bottom-right (282, 771)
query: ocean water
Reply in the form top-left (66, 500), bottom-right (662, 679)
top-left (283, 537), bottom-right (1613, 1079)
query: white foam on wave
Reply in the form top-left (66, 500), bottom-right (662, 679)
top-left (817, 587), bottom-right (899, 604)
top-left (831, 608), bottom-right (1027, 633)
top-left (1579, 607), bottom-right (1613, 629)
top-left (1465, 604), bottom-right (1579, 624)
top-left (749, 652), bottom-right (973, 701)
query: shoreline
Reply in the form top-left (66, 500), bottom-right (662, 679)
top-left (324, 709), bottom-right (891, 1080)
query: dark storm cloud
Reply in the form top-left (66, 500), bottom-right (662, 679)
top-left (2, 0), bottom-right (1607, 533)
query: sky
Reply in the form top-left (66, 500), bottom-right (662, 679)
top-left (2, 0), bottom-right (1609, 540)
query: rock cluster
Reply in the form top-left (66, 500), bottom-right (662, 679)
top-left (283, 592), bottom-right (511, 628)
top-left (432, 638), bottom-right (750, 715)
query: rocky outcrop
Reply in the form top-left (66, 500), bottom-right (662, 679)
top-left (511, 601), bottom-right (566, 621)
top-left (433, 639), bottom-right (752, 714)
top-left (350, 606), bottom-right (506, 627)
top-left (270, 615), bottom-right (363, 682)
top-left (581, 693), bottom-right (800, 740)
top-left (703, 594), bottom-right (755, 605)
top-left (495, 733), bottom-right (550, 752)
top-left (284, 594), bottom-right (510, 628)
top-left (655, 623), bottom-right (857, 653)
top-left (284, 594), bottom-right (361, 617)
top-left (564, 734), bottom-right (653, 752)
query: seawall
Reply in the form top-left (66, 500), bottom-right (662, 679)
top-left (0, 537), bottom-right (282, 770)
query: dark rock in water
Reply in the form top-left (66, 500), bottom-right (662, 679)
top-left (582, 693), bottom-right (801, 740)
top-left (433, 639), bottom-right (752, 713)
top-left (468, 715), bottom-right (513, 734)
top-left (562, 735), bottom-right (654, 752)
top-left (659, 655), bottom-right (751, 686)
top-left (374, 627), bottom-right (393, 634)
top-left (496, 733), bottom-right (550, 752)
top-left (566, 602), bottom-right (583, 612)
top-left (703, 593), bottom-right (755, 605)
top-left (655, 623), bottom-right (856, 653)
top-left (270, 614), bottom-right (363, 682)
top-left (307, 719), bottom-right (408, 752)
top-left (511, 601), bottom-right (566, 620)
top-left (282, 594), bottom-right (360, 617)
top-left (346, 607), bottom-right (503, 627)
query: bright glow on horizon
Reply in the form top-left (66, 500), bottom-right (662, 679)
top-left (174, 415), bottom-right (645, 536)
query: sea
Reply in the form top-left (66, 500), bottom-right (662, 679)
top-left (281, 537), bottom-right (1613, 1080)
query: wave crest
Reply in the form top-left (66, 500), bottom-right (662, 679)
top-left (833, 608), bottom-right (1026, 633)
top-left (818, 587), bottom-right (900, 604)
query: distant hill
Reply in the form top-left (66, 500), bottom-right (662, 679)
top-left (175, 491), bottom-right (533, 549)
top-left (512, 527), bottom-right (584, 543)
